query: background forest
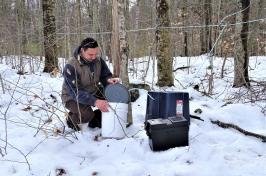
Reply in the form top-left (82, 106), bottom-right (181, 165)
top-left (0, 0), bottom-right (265, 61)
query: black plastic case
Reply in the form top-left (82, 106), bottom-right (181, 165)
top-left (146, 116), bottom-right (189, 151)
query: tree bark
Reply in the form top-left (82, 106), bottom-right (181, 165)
top-left (64, 1), bottom-right (71, 60)
top-left (118, 0), bottom-right (129, 86)
top-left (233, 0), bottom-right (250, 87)
top-left (92, 0), bottom-right (100, 40)
top-left (42, 0), bottom-right (58, 73)
top-left (16, 0), bottom-right (28, 55)
top-left (156, 0), bottom-right (173, 87)
top-left (76, 0), bottom-right (82, 44)
top-left (181, 0), bottom-right (188, 56)
top-left (111, 0), bottom-right (120, 77)
top-left (248, 0), bottom-right (264, 56)
top-left (205, 0), bottom-right (212, 52)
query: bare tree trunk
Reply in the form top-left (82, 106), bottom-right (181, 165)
top-left (156, 0), bottom-right (173, 87)
top-left (118, 0), bottom-right (131, 125)
top-left (111, 0), bottom-right (120, 77)
top-left (64, 1), bottom-right (71, 60)
top-left (205, 0), bottom-right (212, 52)
top-left (42, 0), bottom-right (58, 73)
top-left (36, 0), bottom-right (44, 60)
top-left (15, 0), bottom-right (22, 72)
top-left (215, 0), bottom-right (222, 56)
top-left (16, 0), bottom-right (27, 55)
top-left (181, 0), bottom-right (188, 56)
top-left (99, 0), bottom-right (108, 60)
top-left (233, 0), bottom-right (250, 87)
top-left (92, 0), bottom-right (100, 40)
top-left (132, 0), bottom-right (140, 77)
top-left (118, 0), bottom-right (129, 86)
top-left (200, 1), bottom-right (206, 54)
top-left (248, 0), bottom-right (263, 56)
top-left (76, 0), bottom-right (82, 44)
top-left (200, 0), bottom-right (212, 54)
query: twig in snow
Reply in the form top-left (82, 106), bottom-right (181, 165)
top-left (190, 114), bottom-right (204, 121)
top-left (211, 119), bottom-right (266, 142)
top-left (0, 73), bottom-right (5, 94)
top-left (173, 66), bottom-right (190, 72)
top-left (0, 137), bottom-right (31, 170)
top-left (3, 75), bottom-right (21, 154)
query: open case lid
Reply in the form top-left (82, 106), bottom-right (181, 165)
top-left (104, 83), bottom-right (129, 103)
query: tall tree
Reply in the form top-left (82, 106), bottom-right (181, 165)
top-left (118, 0), bottom-right (129, 86)
top-left (92, 0), bottom-right (100, 40)
top-left (201, 0), bottom-right (212, 54)
top-left (156, 0), bottom-right (173, 87)
top-left (64, 1), bottom-right (71, 60)
top-left (248, 0), bottom-right (264, 55)
top-left (76, 0), bottom-right (82, 44)
top-left (233, 0), bottom-right (250, 87)
top-left (16, 0), bottom-right (27, 55)
top-left (181, 0), bottom-right (188, 56)
top-left (42, 0), bottom-right (58, 73)
top-left (99, 0), bottom-right (111, 60)
top-left (111, 0), bottom-right (120, 77)
top-left (118, 0), bottom-right (132, 125)
top-left (205, 0), bottom-right (212, 52)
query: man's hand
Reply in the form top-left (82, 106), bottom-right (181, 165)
top-left (107, 77), bottom-right (120, 84)
top-left (95, 99), bottom-right (109, 112)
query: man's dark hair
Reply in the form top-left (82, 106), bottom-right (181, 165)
top-left (80, 37), bottom-right (98, 50)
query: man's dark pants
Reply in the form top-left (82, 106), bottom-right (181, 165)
top-left (65, 100), bottom-right (102, 130)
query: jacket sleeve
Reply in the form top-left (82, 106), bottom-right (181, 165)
top-left (63, 64), bottom-right (97, 106)
top-left (99, 58), bottom-right (113, 87)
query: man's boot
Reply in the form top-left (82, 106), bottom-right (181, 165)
top-left (88, 109), bottom-right (102, 128)
top-left (66, 112), bottom-right (80, 131)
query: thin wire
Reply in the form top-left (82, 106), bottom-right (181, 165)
top-left (56, 17), bottom-right (266, 35)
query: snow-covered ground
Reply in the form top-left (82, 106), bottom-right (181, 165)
top-left (0, 56), bottom-right (265, 176)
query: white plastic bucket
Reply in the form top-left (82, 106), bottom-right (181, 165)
top-left (101, 102), bottom-right (128, 139)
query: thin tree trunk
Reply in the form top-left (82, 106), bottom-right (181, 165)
top-left (118, 0), bottom-right (131, 125)
top-left (99, 0), bottom-right (108, 60)
top-left (92, 0), bottom-right (99, 40)
top-left (118, 0), bottom-right (129, 86)
top-left (42, 0), bottom-right (58, 73)
top-left (65, 1), bottom-right (71, 60)
top-left (205, 0), bottom-right (212, 52)
top-left (215, 0), bottom-right (222, 56)
top-left (76, 0), bottom-right (82, 44)
top-left (181, 0), bottom-right (188, 56)
top-left (233, 0), bottom-right (250, 87)
top-left (200, 1), bottom-right (206, 54)
top-left (111, 0), bottom-right (120, 77)
top-left (248, 0), bottom-right (263, 56)
top-left (156, 0), bottom-right (173, 87)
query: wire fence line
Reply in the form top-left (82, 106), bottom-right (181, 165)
top-left (56, 17), bottom-right (266, 35)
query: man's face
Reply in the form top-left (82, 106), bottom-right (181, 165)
top-left (81, 47), bottom-right (98, 61)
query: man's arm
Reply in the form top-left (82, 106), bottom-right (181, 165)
top-left (63, 64), bottom-right (97, 106)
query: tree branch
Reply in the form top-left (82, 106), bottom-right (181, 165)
top-left (211, 119), bottom-right (266, 142)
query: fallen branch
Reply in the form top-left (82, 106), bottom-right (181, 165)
top-left (190, 114), bottom-right (204, 121)
top-left (211, 120), bottom-right (266, 142)
top-left (173, 66), bottom-right (190, 72)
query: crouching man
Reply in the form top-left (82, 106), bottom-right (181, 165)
top-left (61, 37), bottom-right (119, 131)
